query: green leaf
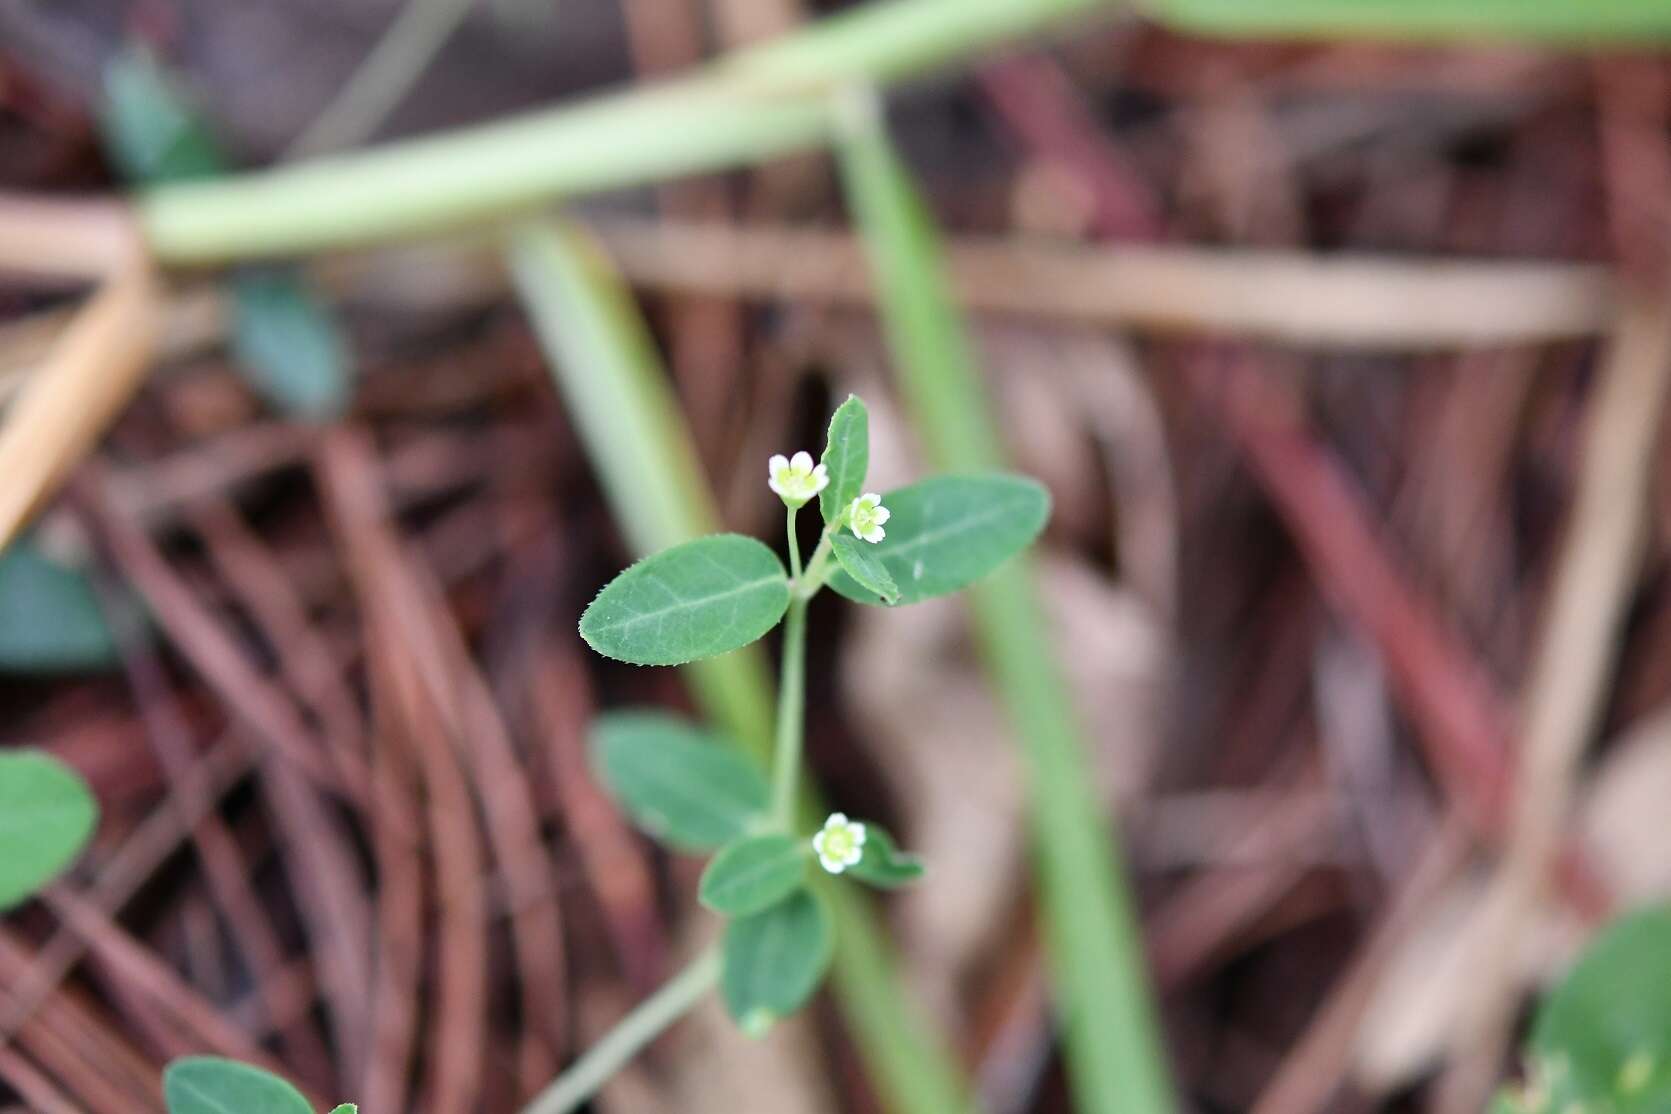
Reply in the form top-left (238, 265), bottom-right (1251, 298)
top-left (329, 1106), bottom-right (358, 1113)
top-left (819, 394), bottom-right (870, 525)
top-left (232, 269), bottom-right (353, 420)
top-left (99, 48), bottom-right (226, 184)
top-left (722, 890), bottom-right (833, 1034)
top-left (590, 712), bottom-right (768, 851)
top-left (829, 534), bottom-right (899, 605)
top-left (1527, 904), bottom-right (1671, 1112)
top-left (580, 534), bottom-right (791, 665)
top-left (700, 834), bottom-right (807, 916)
top-left (849, 825), bottom-right (925, 890)
top-left (163, 1057), bottom-right (312, 1114)
top-left (827, 474), bottom-right (1049, 606)
top-left (0, 537), bottom-right (122, 672)
top-left (0, 751), bottom-right (98, 911)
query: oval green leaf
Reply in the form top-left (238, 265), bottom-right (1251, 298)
top-left (827, 474), bottom-right (1050, 606)
top-left (1528, 904), bottom-right (1671, 1112)
top-left (722, 890), bottom-right (833, 1034)
top-left (580, 534), bottom-right (790, 665)
top-left (0, 751), bottom-right (98, 911)
top-left (590, 712), bottom-right (769, 851)
top-left (329, 1106), bottom-right (358, 1113)
top-left (163, 1057), bottom-right (312, 1114)
top-left (232, 269), bottom-right (353, 420)
top-left (848, 825), bottom-right (925, 890)
top-left (700, 834), bottom-right (806, 916)
top-left (829, 534), bottom-right (899, 605)
top-left (819, 394), bottom-right (870, 526)
top-left (0, 538), bottom-right (122, 672)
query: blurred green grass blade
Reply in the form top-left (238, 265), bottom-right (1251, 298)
top-left (835, 95), bottom-right (1176, 1114)
top-left (1142, 0), bottom-right (1671, 42)
top-left (506, 218), bottom-right (973, 1114)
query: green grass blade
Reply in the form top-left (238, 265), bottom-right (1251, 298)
top-left (1142, 0), bottom-right (1671, 42)
top-left (506, 218), bottom-right (972, 1114)
top-left (835, 93), bottom-right (1176, 1114)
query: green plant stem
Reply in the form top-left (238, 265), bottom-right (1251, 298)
top-left (508, 218), bottom-right (971, 1114)
top-left (835, 91), bottom-right (1175, 1114)
top-left (139, 0), bottom-right (1111, 262)
top-left (1143, 0), bottom-right (1671, 41)
top-left (771, 597), bottom-right (808, 830)
top-left (519, 949), bottom-right (721, 1114)
top-left (786, 505), bottom-right (803, 581)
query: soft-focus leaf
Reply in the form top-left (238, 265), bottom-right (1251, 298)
top-left (0, 538), bottom-right (121, 672)
top-left (828, 475), bottom-right (1049, 606)
top-left (722, 890), bottom-right (833, 1035)
top-left (849, 825), bottom-right (925, 890)
top-left (590, 712), bottom-right (769, 850)
top-left (580, 534), bottom-right (790, 665)
top-left (1528, 904), bottom-right (1671, 1112)
top-left (231, 269), bottom-right (353, 420)
top-left (99, 48), bottom-right (226, 183)
top-left (700, 834), bottom-right (806, 916)
top-left (328, 1106), bottom-right (358, 1113)
top-left (829, 534), bottom-right (899, 604)
top-left (0, 751), bottom-right (98, 910)
top-left (819, 394), bottom-right (870, 526)
top-left (163, 1058), bottom-right (312, 1114)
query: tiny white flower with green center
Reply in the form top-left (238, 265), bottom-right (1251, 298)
top-left (812, 812), bottom-right (866, 874)
top-left (845, 493), bottom-right (890, 544)
top-left (768, 451), bottom-right (829, 508)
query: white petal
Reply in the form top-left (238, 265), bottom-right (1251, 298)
top-left (861, 492), bottom-right (881, 506)
top-left (769, 454), bottom-right (788, 475)
top-left (871, 506), bottom-right (891, 525)
top-left (842, 845), bottom-right (863, 866)
top-left (820, 853), bottom-right (847, 874)
top-left (851, 824), bottom-right (867, 846)
top-left (828, 812), bottom-right (848, 827)
top-left (812, 831), bottom-right (828, 856)
top-left (790, 451), bottom-right (814, 473)
top-left (812, 463), bottom-right (828, 479)
top-left (811, 472), bottom-right (830, 493)
top-left (861, 526), bottom-right (884, 543)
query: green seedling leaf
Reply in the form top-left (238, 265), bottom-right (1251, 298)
top-left (163, 1057), bottom-right (312, 1114)
top-left (722, 890), bottom-right (833, 1034)
top-left (1525, 903), bottom-right (1671, 1112)
top-left (591, 712), bottom-right (768, 851)
top-left (99, 47), bottom-right (226, 183)
top-left (0, 537), bottom-right (122, 672)
top-left (329, 1106), bottom-right (357, 1113)
top-left (829, 534), bottom-right (899, 604)
top-left (580, 534), bottom-right (790, 665)
top-left (828, 474), bottom-right (1050, 606)
top-left (848, 825), bottom-right (925, 890)
top-left (819, 394), bottom-right (869, 526)
top-left (232, 269), bottom-right (353, 420)
top-left (0, 751), bottom-right (98, 910)
top-left (700, 834), bottom-right (806, 916)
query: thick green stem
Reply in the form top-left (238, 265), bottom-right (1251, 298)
top-left (771, 597), bottom-right (809, 830)
top-left (139, 0), bottom-right (1112, 262)
top-left (519, 949), bottom-right (721, 1114)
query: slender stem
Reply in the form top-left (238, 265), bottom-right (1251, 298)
top-left (770, 595), bottom-right (809, 830)
top-left (519, 949), bottom-right (722, 1114)
top-left (786, 504), bottom-right (803, 581)
top-left (798, 530), bottom-right (835, 598)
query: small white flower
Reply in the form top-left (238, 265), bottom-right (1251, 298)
top-left (767, 451), bottom-right (829, 508)
top-left (845, 493), bottom-right (890, 544)
top-left (812, 812), bottom-right (867, 874)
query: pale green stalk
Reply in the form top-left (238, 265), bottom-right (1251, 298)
top-left (507, 218), bottom-right (971, 1114)
top-left (834, 92), bottom-right (1175, 1114)
top-left (1144, 0), bottom-right (1671, 41)
top-left (771, 596), bottom-right (809, 830)
top-left (139, 0), bottom-right (1113, 262)
top-left (520, 949), bottom-right (721, 1114)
